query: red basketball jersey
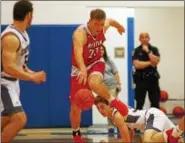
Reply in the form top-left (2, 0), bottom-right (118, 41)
top-left (71, 25), bottom-right (105, 67)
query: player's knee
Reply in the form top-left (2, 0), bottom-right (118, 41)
top-left (11, 112), bottom-right (27, 130)
top-left (88, 75), bottom-right (102, 89)
top-left (70, 104), bottom-right (81, 115)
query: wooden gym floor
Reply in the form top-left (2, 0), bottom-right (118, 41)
top-left (12, 128), bottom-right (141, 143)
top-left (12, 117), bottom-right (180, 143)
top-left (10, 115), bottom-right (182, 143)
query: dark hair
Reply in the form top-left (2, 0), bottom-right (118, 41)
top-left (13, 0), bottom-right (33, 21)
top-left (102, 45), bottom-right (109, 62)
top-left (90, 9), bottom-right (106, 20)
top-left (94, 96), bottom-right (109, 106)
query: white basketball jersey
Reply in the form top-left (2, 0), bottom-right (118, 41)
top-left (112, 107), bottom-right (147, 131)
top-left (125, 107), bottom-right (147, 131)
top-left (1, 25), bottom-right (30, 78)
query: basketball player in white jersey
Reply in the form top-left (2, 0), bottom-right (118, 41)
top-left (1, 0), bottom-right (46, 142)
top-left (95, 96), bottom-right (184, 143)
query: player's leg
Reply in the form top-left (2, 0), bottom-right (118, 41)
top-left (147, 131), bottom-right (166, 142)
top-left (70, 103), bottom-right (81, 129)
top-left (1, 82), bottom-right (27, 142)
top-left (2, 111), bottom-right (27, 142)
top-left (69, 76), bottom-right (86, 143)
top-left (88, 61), bottom-right (128, 116)
top-left (1, 85), bottom-right (10, 131)
top-left (70, 103), bottom-right (85, 142)
top-left (163, 116), bottom-right (184, 143)
top-left (150, 129), bottom-right (183, 143)
top-left (172, 116), bottom-right (184, 137)
top-left (1, 90), bottom-right (10, 131)
top-left (143, 112), bottom-right (161, 143)
top-left (1, 116), bottom-right (10, 131)
top-left (144, 114), bottom-right (184, 143)
top-left (143, 108), bottom-right (167, 143)
top-left (143, 129), bottom-right (163, 143)
top-left (151, 117), bottom-right (184, 143)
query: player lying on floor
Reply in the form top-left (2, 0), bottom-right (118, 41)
top-left (94, 96), bottom-right (184, 143)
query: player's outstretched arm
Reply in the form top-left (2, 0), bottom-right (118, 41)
top-left (114, 112), bottom-right (131, 143)
top-left (103, 18), bottom-right (125, 34)
top-left (129, 128), bottom-right (135, 142)
top-left (100, 112), bottom-right (131, 143)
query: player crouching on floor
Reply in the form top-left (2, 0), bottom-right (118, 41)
top-left (94, 96), bottom-right (184, 143)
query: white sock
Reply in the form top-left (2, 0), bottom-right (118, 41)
top-left (172, 125), bottom-right (183, 137)
top-left (108, 96), bottom-right (115, 103)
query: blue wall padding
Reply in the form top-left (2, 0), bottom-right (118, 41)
top-left (127, 18), bottom-right (135, 108)
top-left (1, 25), bottom-right (93, 128)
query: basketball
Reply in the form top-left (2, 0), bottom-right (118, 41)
top-left (74, 89), bottom-right (95, 110)
top-left (160, 90), bottom-right (168, 102)
top-left (173, 106), bottom-right (184, 118)
top-left (160, 106), bottom-right (167, 114)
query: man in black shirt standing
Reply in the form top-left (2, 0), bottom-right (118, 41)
top-left (132, 32), bottom-right (161, 110)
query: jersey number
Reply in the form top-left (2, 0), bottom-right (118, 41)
top-left (88, 48), bottom-right (99, 59)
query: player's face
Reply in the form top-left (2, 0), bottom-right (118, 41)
top-left (96, 102), bottom-right (109, 117)
top-left (101, 46), bottom-right (104, 56)
top-left (139, 33), bottom-right (150, 45)
top-left (26, 12), bottom-right (33, 28)
top-left (90, 19), bottom-right (105, 35)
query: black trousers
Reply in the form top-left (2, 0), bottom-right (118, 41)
top-left (134, 77), bottom-right (160, 110)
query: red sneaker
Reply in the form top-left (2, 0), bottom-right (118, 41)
top-left (73, 135), bottom-right (85, 143)
top-left (163, 128), bottom-right (180, 143)
top-left (110, 97), bottom-right (128, 117)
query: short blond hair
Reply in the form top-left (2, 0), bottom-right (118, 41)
top-left (90, 9), bottom-right (106, 20)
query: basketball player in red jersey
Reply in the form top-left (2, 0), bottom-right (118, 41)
top-left (70, 9), bottom-right (128, 143)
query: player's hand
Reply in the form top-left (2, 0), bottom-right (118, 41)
top-left (117, 25), bottom-right (125, 35)
top-left (76, 69), bottom-right (87, 85)
top-left (31, 71), bottom-right (46, 84)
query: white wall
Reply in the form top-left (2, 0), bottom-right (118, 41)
top-left (135, 7), bottom-right (184, 112)
top-left (2, 1), bottom-right (88, 24)
top-left (2, 1), bottom-right (184, 123)
top-left (1, 1), bottom-right (184, 25)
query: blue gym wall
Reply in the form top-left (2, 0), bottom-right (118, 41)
top-left (1, 18), bottom-right (134, 128)
top-left (127, 18), bottom-right (135, 108)
top-left (1, 25), bottom-right (93, 128)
